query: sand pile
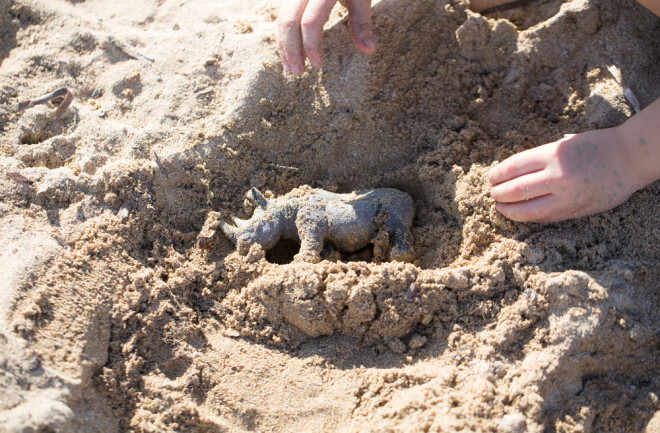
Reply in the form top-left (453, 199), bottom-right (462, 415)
top-left (1, 0), bottom-right (659, 431)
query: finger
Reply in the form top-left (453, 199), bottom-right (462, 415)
top-left (301, 0), bottom-right (337, 68)
top-left (490, 169), bottom-right (553, 203)
top-left (488, 147), bottom-right (547, 186)
top-left (278, 0), bottom-right (310, 74)
top-left (277, 36), bottom-right (291, 73)
top-left (342, 0), bottom-right (375, 54)
top-left (495, 194), bottom-right (560, 222)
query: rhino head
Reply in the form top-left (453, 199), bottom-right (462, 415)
top-left (220, 187), bottom-right (281, 254)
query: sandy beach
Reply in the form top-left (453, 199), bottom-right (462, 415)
top-left (0, 0), bottom-right (659, 431)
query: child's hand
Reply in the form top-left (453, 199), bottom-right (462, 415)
top-left (277, 0), bottom-right (374, 75)
top-left (274, 0), bottom-right (521, 74)
top-left (488, 129), bottom-right (645, 222)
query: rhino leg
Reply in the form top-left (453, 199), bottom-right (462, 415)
top-left (294, 206), bottom-right (327, 263)
top-left (296, 240), bottom-right (323, 263)
top-left (391, 235), bottom-right (414, 262)
top-left (386, 217), bottom-right (415, 263)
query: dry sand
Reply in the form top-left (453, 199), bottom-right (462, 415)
top-left (0, 0), bottom-right (659, 431)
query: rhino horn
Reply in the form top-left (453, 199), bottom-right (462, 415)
top-left (248, 187), bottom-right (269, 209)
top-left (219, 220), bottom-right (238, 244)
top-left (232, 216), bottom-right (249, 228)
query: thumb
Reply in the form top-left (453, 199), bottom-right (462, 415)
top-left (342, 0), bottom-right (375, 54)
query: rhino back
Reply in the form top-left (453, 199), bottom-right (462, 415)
top-left (321, 189), bottom-right (412, 252)
top-left (323, 198), bottom-right (379, 252)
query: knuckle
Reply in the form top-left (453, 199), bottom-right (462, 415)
top-left (300, 16), bottom-right (320, 30)
top-left (489, 187), bottom-right (501, 201)
top-left (505, 161), bottom-right (523, 176)
top-left (488, 168), bottom-right (505, 185)
top-left (277, 18), bottom-right (298, 32)
top-left (511, 183), bottom-right (528, 197)
top-left (354, 20), bottom-right (372, 34)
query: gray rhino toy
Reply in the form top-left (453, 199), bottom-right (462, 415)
top-left (219, 186), bottom-right (415, 263)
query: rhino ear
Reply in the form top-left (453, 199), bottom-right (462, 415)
top-left (249, 187), bottom-right (269, 209)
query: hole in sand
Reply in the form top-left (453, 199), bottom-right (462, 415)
top-left (265, 239), bottom-right (300, 264)
top-left (340, 244), bottom-right (374, 263)
top-left (264, 240), bottom-right (375, 264)
top-left (20, 131), bottom-right (53, 144)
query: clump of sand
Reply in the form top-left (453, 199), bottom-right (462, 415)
top-left (1, 0), bottom-right (659, 432)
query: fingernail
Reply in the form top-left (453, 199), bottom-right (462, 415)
top-left (291, 64), bottom-right (302, 75)
top-left (283, 62), bottom-right (291, 73)
top-left (310, 58), bottom-right (321, 68)
top-left (362, 38), bottom-right (375, 52)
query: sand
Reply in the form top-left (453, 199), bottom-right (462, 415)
top-left (0, 0), bottom-right (659, 431)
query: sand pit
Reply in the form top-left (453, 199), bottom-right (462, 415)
top-left (1, 0), bottom-right (659, 431)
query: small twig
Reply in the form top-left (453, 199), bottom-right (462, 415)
top-left (107, 36), bottom-right (154, 63)
top-left (0, 87), bottom-right (74, 118)
top-left (17, 87), bottom-right (69, 111)
top-left (623, 88), bottom-right (641, 114)
top-left (7, 172), bottom-right (33, 185)
top-left (606, 65), bottom-right (641, 114)
top-left (154, 152), bottom-right (169, 177)
top-left (53, 89), bottom-right (74, 118)
top-left (269, 163), bottom-right (299, 171)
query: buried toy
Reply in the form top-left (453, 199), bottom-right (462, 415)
top-left (217, 186), bottom-right (415, 263)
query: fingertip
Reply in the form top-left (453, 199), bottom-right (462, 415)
top-left (488, 166), bottom-right (508, 187)
top-left (493, 201), bottom-right (506, 217)
top-left (493, 202), bottom-right (523, 223)
top-left (489, 185), bottom-right (502, 202)
top-left (359, 37), bottom-right (375, 54)
top-left (487, 166), bottom-right (500, 186)
top-left (345, 0), bottom-right (374, 55)
top-left (282, 62), bottom-right (292, 73)
top-left (303, 43), bottom-right (323, 68)
top-left (493, 195), bottom-right (560, 223)
top-left (351, 29), bottom-right (375, 54)
top-left (493, 202), bottom-right (527, 222)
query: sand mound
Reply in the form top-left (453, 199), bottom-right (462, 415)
top-left (1, 0), bottom-right (659, 432)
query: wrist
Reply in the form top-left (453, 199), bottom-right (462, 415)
top-left (614, 114), bottom-right (660, 187)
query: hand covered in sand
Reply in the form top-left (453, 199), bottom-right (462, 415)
top-left (277, 0), bottom-right (375, 74)
top-left (489, 97), bottom-right (660, 222)
top-left (488, 134), bottom-right (645, 222)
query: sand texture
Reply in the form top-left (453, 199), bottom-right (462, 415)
top-left (1, 0), bottom-right (659, 431)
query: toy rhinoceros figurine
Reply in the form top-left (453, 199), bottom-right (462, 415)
top-left (219, 186), bottom-right (415, 263)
